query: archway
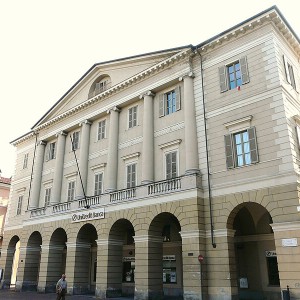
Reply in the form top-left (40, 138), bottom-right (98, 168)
top-left (23, 231), bottom-right (42, 291)
top-left (148, 213), bottom-right (183, 299)
top-left (73, 223), bottom-right (97, 294)
top-left (44, 228), bottom-right (67, 292)
top-left (228, 202), bottom-right (280, 300)
top-left (107, 218), bottom-right (135, 297)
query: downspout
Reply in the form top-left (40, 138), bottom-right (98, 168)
top-left (195, 48), bottom-right (216, 248)
top-left (27, 132), bottom-right (38, 210)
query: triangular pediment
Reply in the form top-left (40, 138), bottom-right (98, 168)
top-left (32, 47), bottom-right (191, 129)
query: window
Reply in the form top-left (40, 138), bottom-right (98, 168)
top-left (128, 106), bottom-right (137, 128)
top-left (219, 56), bottom-right (249, 92)
top-left (17, 195), bottom-right (23, 215)
top-left (47, 142), bottom-right (56, 160)
top-left (67, 181), bottom-right (76, 201)
top-left (94, 173), bottom-right (103, 195)
top-left (224, 127), bottom-right (258, 169)
top-left (159, 86), bottom-right (181, 117)
top-left (44, 188), bottom-right (51, 206)
top-left (283, 55), bottom-right (296, 90)
top-left (126, 163), bottom-right (136, 188)
top-left (95, 80), bottom-right (107, 95)
top-left (23, 153), bottom-right (29, 169)
top-left (71, 131), bottom-right (80, 150)
top-left (166, 151), bottom-right (177, 179)
top-left (97, 120), bottom-right (106, 140)
top-left (266, 256), bottom-right (280, 286)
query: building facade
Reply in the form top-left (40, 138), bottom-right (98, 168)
top-left (1, 6), bottom-right (300, 300)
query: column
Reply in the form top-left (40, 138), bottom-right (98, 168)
top-left (134, 235), bottom-right (163, 300)
top-left (180, 229), bottom-right (207, 300)
top-left (180, 73), bottom-right (200, 175)
top-left (106, 107), bottom-right (120, 191)
top-left (29, 140), bottom-right (46, 209)
top-left (51, 131), bottom-right (67, 204)
top-left (140, 91), bottom-right (155, 184)
top-left (76, 120), bottom-right (92, 199)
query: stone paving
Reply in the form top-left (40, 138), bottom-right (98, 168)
top-left (0, 289), bottom-right (98, 299)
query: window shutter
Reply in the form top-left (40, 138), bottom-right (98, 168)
top-left (240, 56), bottom-right (250, 84)
top-left (166, 153), bottom-right (171, 178)
top-left (175, 86), bottom-right (181, 111)
top-left (283, 55), bottom-right (291, 84)
top-left (224, 134), bottom-right (235, 169)
top-left (95, 82), bottom-right (100, 95)
top-left (247, 127), bottom-right (259, 164)
top-left (159, 94), bottom-right (165, 117)
top-left (45, 144), bottom-right (50, 161)
top-left (219, 65), bottom-right (228, 93)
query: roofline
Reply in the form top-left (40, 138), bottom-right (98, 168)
top-left (10, 130), bottom-right (35, 145)
top-left (195, 5), bottom-right (300, 49)
top-left (31, 44), bottom-right (193, 129)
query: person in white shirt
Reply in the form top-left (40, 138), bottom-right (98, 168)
top-left (56, 274), bottom-right (67, 300)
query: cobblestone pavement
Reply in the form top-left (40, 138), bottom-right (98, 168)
top-left (0, 289), bottom-right (98, 299)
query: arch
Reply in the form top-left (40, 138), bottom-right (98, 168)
top-left (227, 202), bottom-right (280, 299)
top-left (88, 75), bottom-right (111, 98)
top-left (73, 223), bottom-right (98, 294)
top-left (107, 218), bottom-right (135, 297)
top-left (148, 212), bottom-right (183, 299)
top-left (43, 228), bottom-right (68, 292)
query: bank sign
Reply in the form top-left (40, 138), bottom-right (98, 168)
top-left (71, 208), bottom-right (105, 223)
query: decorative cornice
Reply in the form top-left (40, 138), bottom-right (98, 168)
top-left (122, 152), bottom-right (140, 161)
top-left (159, 139), bottom-right (182, 150)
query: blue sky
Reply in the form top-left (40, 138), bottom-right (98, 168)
top-left (0, 0), bottom-right (299, 177)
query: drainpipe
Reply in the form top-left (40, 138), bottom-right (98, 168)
top-left (195, 48), bottom-right (216, 248)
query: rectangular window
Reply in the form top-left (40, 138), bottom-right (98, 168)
top-left (159, 86), bottom-right (181, 117)
top-left (283, 55), bottom-right (296, 90)
top-left (166, 151), bottom-right (177, 179)
top-left (128, 106), bottom-right (137, 128)
top-left (71, 131), bottom-right (80, 150)
top-left (23, 153), bottom-right (29, 169)
top-left (266, 256), bottom-right (280, 286)
top-left (67, 181), bottom-right (76, 201)
top-left (219, 56), bottom-right (249, 92)
top-left (48, 142), bottom-right (56, 160)
top-left (224, 127), bottom-right (258, 169)
top-left (94, 173), bottom-right (103, 195)
top-left (95, 80), bottom-right (107, 94)
top-left (98, 120), bottom-right (106, 140)
top-left (126, 163), bottom-right (136, 188)
top-left (44, 188), bottom-right (51, 206)
top-left (17, 195), bottom-right (23, 215)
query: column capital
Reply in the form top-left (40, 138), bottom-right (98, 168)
top-left (79, 119), bottom-right (92, 127)
top-left (55, 130), bottom-right (67, 137)
top-left (38, 140), bottom-right (47, 146)
top-left (179, 71), bottom-right (195, 81)
top-left (106, 106), bottom-right (121, 114)
top-left (139, 90), bottom-right (155, 99)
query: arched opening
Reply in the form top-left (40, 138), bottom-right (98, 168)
top-left (88, 75), bottom-right (111, 98)
top-left (148, 213), bottom-right (183, 299)
top-left (107, 219), bottom-right (135, 298)
top-left (74, 223), bottom-right (97, 294)
top-left (228, 202), bottom-right (280, 300)
top-left (45, 228), bottom-right (67, 292)
top-left (23, 231), bottom-right (42, 291)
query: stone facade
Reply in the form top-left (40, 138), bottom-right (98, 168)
top-left (1, 6), bottom-right (300, 300)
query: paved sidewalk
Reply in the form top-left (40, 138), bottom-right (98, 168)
top-left (0, 289), bottom-right (97, 299)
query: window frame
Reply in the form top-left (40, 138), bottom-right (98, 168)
top-left (219, 56), bottom-right (250, 93)
top-left (159, 86), bottom-right (181, 117)
top-left (44, 187), bottom-right (51, 206)
top-left (126, 163), bottom-right (137, 188)
top-left (97, 119), bottom-right (106, 140)
top-left (67, 180), bottom-right (76, 201)
top-left (165, 150), bottom-right (178, 179)
top-left (23, 153), bottom-right (29, 169)
top-left (47, 142), bottom-right (56, 160)
top-left (224, 127), bottom-right (258, 169)
top-left (128, 106), bottom-right (138, 129)
top-left (283, 55), bottom-right (297, 90)
top-left (17, 195), bottom-right (23, 215)
top-left (71, 131), bottom-right (80, 151)
top-left (94, 172), bottom-right (103, 195)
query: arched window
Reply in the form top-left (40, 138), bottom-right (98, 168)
top-left (88, 75), bottom-right (111, 98)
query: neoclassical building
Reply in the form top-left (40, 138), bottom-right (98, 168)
top-left (1, 6), bottom-right (300, 300)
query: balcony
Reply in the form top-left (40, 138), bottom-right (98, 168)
top-left (28, 173), bottom-right (202, 220)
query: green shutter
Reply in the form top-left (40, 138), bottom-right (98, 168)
top-left (247, 127), bottom-right (259, 164)
top-left (283, 55), bottom-right (291, 84)
top-left (159, 94), bottom-right (165, 117)
top-left (219, 65), bottom-right (228, 93)
top-left (240, 56), bottom-right (250, 84)
top-left (224, 134), bottom-right (235, 169)
top-left (175, 86), bottom-right (181, 111)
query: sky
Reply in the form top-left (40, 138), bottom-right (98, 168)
top-left (0, 0), bottom-right (299, 178)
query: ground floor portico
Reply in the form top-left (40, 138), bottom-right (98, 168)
top-left (0, 183), bottom-right (299, 300)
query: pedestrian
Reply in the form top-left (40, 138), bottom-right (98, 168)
top-left (56, 274), bottom-right (67, 300)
